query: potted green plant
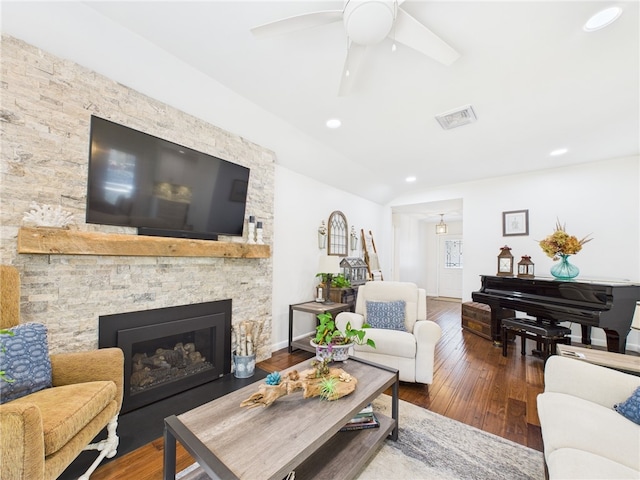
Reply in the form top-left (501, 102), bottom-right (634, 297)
top-left (310, 312), bottom-right (375, 362)
top-left (315, 273), bottom-right (351, 303)
top-left (316, 272), bottom-right (351, 288)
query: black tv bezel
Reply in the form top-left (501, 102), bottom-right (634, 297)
top-left (86, 116), bottom-right (249, 241)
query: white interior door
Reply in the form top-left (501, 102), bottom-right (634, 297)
top-left (437, 235), bottom-right (463, 298)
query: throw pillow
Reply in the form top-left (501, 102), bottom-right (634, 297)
top-left (614, 386), bottom-right (640, 425)
top-left (0, 323), bottom-right (52, 404)
top-left (366, 300), bottom-right (406, 331)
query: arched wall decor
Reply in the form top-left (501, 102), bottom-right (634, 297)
top-left (327, 210), bottom-right (348, 256)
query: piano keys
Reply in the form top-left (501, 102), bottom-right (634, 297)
top-left (472, 275), bottom-right (640, 353)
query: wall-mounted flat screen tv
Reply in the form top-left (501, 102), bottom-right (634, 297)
top-left (86, 116), bottom-right (249, 241)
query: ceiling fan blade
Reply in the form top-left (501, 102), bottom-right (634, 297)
top-left (251, 10), bottom-right (343, 38)
top-left (338, 43), bottom-right (368, 96)
top-left (393, 9), bottom-right (460, 66)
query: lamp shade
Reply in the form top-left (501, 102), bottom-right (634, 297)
top-left (632, 302), bottom-right (640, 330)
top-left (318, 255), bottom-right (341, 274)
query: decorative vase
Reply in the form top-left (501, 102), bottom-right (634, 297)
top-left (550, 254), bottom-right (579, 280)
top-left (233, 352), bottom-right (256, 378)
top-left (310, 340), bottom-right (353, 362)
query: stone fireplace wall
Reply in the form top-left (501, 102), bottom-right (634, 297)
top-left (0, 35), bottom-right (275, 360)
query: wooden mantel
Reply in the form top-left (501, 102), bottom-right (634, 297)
top-left (17, 227), bottom-right (270, 258)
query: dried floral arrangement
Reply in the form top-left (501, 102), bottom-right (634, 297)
top-left (539, 220), bottom-right (592, 260)
top-left (22, 202), bottom-right (74, 228)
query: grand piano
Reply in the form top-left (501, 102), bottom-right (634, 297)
top-left (472, 275), bottom-right (640, 353)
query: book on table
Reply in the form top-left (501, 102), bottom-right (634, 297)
top-left (340, 403), bottom-right (380, 431)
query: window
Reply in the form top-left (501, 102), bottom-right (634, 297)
top-left (444, 240), bottom-right (463, 268)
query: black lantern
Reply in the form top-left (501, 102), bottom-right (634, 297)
top-left (497, 245), bottom-right (514, 276)
top-left (517, 255), bottom-right (535, 278)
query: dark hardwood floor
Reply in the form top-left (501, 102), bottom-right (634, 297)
top-left (92, 297), bottom-right (547, 480)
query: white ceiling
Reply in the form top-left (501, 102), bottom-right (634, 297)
top-left (2, 1), bottom-right (639, 212)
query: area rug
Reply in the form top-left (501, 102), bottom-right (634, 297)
top-left (176, 394), bottom-right (545, 480)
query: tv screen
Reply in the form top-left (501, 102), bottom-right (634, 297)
top-left (86, 116), bottom-right (249, 240)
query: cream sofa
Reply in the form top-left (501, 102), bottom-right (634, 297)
top-left (335, 281), bottom-right (441, 384)
top-left (537, 355), bottom-right (640, 479)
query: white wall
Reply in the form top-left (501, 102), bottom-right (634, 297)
top-left (271, 166), bottom-right (390, 351)
top-left (391, 214), bottom-right (423, 284)
top-left (389, 156), bottom-right (640, 351)
top-left (391, 215), bottom-right (464, 294)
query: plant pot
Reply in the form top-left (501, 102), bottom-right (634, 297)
top-left (233, 352), bottom-right (256, 378)
top-left (310, 340), bottom-right (353, 362)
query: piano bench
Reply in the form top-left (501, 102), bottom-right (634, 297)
top-left (501, 317), bottom-right (571, 361)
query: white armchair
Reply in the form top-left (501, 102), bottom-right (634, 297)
top-left (537, 355), bottom-right (640, 479)
top-left (335, 281), bottom-right (442, 384)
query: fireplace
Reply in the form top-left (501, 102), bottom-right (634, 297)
top-left (99, 300), bottom-right (232, 414)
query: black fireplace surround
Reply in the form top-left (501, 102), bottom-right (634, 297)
top-left (99, 300), bottom-right (232, 414)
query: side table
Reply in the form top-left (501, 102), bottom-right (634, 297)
top-left (288, 301), bottom-right (351, 353)
top-left (557, 344), bottom-right (640, 376)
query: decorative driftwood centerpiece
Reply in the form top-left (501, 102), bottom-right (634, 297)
top-left (240, 366), bottom-right (357, 408)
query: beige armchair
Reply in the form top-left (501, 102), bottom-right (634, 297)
top-left (335, 281), bottom-right (441, 384)
top-left (0, 265), bottom-right (124, 480)
top-left (537, 355), bottom-right (640, 479)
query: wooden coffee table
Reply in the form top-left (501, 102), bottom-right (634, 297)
top-left (163, 357), bottom-right (399, 480)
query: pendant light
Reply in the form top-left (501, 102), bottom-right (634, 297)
top-left (436, 214), bottom-right (448, 234)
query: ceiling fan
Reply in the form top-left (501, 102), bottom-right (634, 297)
top-left (251, 0), bottom-right (460, 96)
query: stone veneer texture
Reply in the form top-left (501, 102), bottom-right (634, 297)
top-left (0, 35), bottom-right (275, 359)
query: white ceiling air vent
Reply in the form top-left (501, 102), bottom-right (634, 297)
top-left (435, 105), bottom-right (477, 130)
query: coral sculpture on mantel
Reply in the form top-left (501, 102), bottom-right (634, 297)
top-left (22, 202), bottom-right (74, 228)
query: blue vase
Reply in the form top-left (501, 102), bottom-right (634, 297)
top-left (550, 254), bottom-right (579, 279)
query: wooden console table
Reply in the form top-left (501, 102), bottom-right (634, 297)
top-left (288, 301), bottom-right (351, 354)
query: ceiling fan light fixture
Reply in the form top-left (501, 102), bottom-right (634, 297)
top-left (435, 105), bottom-right (477, 130)
top-left (343, 0), bottom-right (396, 45)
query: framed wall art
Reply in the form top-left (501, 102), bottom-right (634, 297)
top-left (502, 209), bottom-right (529, 236)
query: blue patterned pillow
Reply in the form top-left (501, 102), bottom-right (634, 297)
top-left (614, 386), bottom-right (640, 425)
top-left (366, 300), bottom-right (406, 331)
top-left (0, 323), bottom-right (52, 404)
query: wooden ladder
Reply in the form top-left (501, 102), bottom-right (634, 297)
top-left (361, 229), bottom-right (383, 281)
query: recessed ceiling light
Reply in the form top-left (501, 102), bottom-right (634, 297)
top-left (584, 7), bottom-right (623, 32)
top-left (550, 148), bottom-right (568, 156)
top-left (326, 118), bottom-right (341, 129)
top-left (405, 176), bottom-right (417, 183)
